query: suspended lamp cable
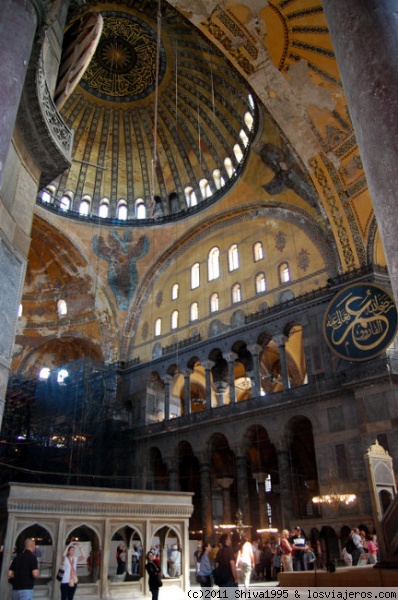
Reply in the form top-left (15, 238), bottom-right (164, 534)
top-left (150, 0), bottom-right (162, 215)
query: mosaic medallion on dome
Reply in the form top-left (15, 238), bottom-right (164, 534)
top-left (80, 11), bottom-right (166, 102)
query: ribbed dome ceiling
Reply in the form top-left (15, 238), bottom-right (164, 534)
top-left (55, 0), bottom-right (256, 219)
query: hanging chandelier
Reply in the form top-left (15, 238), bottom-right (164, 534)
top-left (312, 468), bottom-right (356, 506)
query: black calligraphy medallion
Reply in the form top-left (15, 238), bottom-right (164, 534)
top-left (323, 283), bottom-right (398, 361)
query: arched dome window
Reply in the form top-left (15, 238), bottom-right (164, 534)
top-left (135, 198), bottom-right (146, 219)
top-left (184, 186), bottom-right (197, 207)
top-left (212, 168), bottom-right (225, 190)
top-left (233, 143), bottom-right (243, 163)
top-left (117, 200), bottom-right (128, 220)
top-left (99, 198), bottom-right (109, 218)
top-left (239, 129), bottom-right (249, 147)
top-left (79, 195), bottom-right (91, 216)
top-left (224, 157), bottom-right (234, 178)
top-left (248, 94), bottom-right (255, 110)
top-left (41, 187), bottom-right (54, 203)
top-left (60, 193), bottom-right (72, 211)
top-left (199, 179), bottom-right (212, 199)
top-left (244, 111), bottom-right (254, 130)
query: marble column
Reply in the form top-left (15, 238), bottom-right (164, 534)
top-left (0, 0), bottom-right (44, 188)
top-left (167, 458), bottom-right (179, 491)
top-left (236, 455), bottom-right (250, 527)
top-left (322, 0), bottom-right (398, 307)
top-left (248, 344), bottom-right (262, 397)
top-left (203, 360), bottom-right (215, 410)
top-left (223, 352), bottom-right (237, 404)
top-left (253, 472), bottom-right (268, 529)
top-left (303, 341), bottom-right (313, 385)
top-left (163, 374), bottom-right (172, 421)
top-left (199, 461), bottom-right (213, 540)
top-left (183, 369), bottom-right (192, 416)
top-left (276, 448), bottom-right (294, 530)
top-left (273, 334), bottom-right (290, 390)
top-left (217, 477), bottom-right (234, 524)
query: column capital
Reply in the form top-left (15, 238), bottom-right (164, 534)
top-left (203, 360), bottom-right (215, 370)
top-left (247, 343), bottom-right (262, 356)
top-left (273, 333), bottom-right (288, 347)
top-left (252, 471), bottom-right (267, 483)
top-left (217, 477), bottom-right (234, 490)
top-left (181, 368), bottom-right (193, 377)
top-left (222, 351), bottom-right (238, 363)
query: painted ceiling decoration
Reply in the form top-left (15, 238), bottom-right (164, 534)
top-left (49, 0), bottom-right (257, 219)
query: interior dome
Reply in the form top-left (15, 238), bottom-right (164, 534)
top-left (41, 0), bottom-right (257, 223)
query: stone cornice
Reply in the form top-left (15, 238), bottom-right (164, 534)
top-left (7, 499), bottom-right (193, 518)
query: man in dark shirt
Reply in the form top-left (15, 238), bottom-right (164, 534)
top-left (8, 538), bottom-right (39, 600)
top-left (215, 533), bottom-right (238, 587)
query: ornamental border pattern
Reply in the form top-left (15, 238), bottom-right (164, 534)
top-left (7, 500), bottom-right (192, 518)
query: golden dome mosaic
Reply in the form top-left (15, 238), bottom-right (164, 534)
top-left (81, 12), bottom-right (166, 101)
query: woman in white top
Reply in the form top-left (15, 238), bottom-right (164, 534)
top-left (60, 542), bottom-right (85, 600)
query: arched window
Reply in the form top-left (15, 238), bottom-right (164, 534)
top-left (135, 198), bottom-right (146, 219)
top-left (40, 189), bottom-right (53, 203)
top-left (190, 302), bottom-right (199, 321)
top-left (248, 94), bottom-right (255, 110)
top-left (210, 292), bottom-right (219, 313)
top-left (191, 262), bottom-right (200, 289)
top-left (212, 169), bottom-right (225, 190)
top-left (199, 179), bottom-right (212, 199)
top-left (279, 262), bottom-right (290, 283)
top-left (172, 283), bottom-right (179, 300)
top-left (244, 111), bottom-right (254, 130)
top-left (57, 369), bottom-right (69, 384)
top-left (185, 186), bottom-right (198, 207)
top-left (228, 243), bottom-right (239, 271)
top-left (39, 367), bottom-right (50, 380)
top-left (256, 272), bottom-right (267, 294)
top-left (171, 310), bottom-right (179, 330)
top-left (57, 299), bottom-right (67, 316)
top-left (224, 157), bottom-right (234, 178)
top-left (59, 194), bottom-right (71, 211)
top-left (233, 143), bottom-right (243, 163)
top-left (18, 304), bottom-right (23, 317)
top-left (155, 318), bottom-right (162, 337)
top-left (208, 247), bottom-right (220, 281)
top-left (99, 198), bottom-right (109, 218)
top-left (232, 283), bottom-right (242, 304)
top-left (239, 129), bottom-right (249, 147)
top-left (79, 197), bottom-right (91, 216)
top-left (117, 201), bottom-right (128, 220)
top-left (253, 241), bottom-right (264, 262)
